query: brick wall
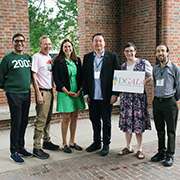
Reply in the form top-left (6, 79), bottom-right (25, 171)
top-left (161, 0), bottom-right (180, 108)
top-left (161, 0), bottom-right (180, 66)
top-left (0, 0), bottom-right (120, 130)
top-left (78, 0), bottom-right (156, 107)
top-left (0, 0), bottom-right (30, 106)
top-left (1, 0), bottom-right (180, 109)
top-left (118, 0), bottom-right (157, 106)
top-left (78, 0), bottom-right (121, 60)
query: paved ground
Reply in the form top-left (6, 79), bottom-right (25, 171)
top-left (0, 114), bottom-right (180, 180)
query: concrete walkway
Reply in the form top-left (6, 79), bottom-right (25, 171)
top-left (0, 114), bottom-right (180, 179)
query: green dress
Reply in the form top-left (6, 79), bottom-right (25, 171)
top-left (56, 59), bottom-right (85, 113)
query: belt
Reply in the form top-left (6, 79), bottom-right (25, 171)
top-left (155, 96), bottom-right (173, 102)
top-left (39, 88), bottom-right (52, 92)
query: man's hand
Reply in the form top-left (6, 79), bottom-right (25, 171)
top-left (110, 95), bottom-right (118, 104)
top-left (37, 93), bottom-right (43, 104)
top-left (84, 97), bottom-right (90, 105)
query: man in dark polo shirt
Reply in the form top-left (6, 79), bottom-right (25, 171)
top-left (151, 43), bottom-right (180, 166)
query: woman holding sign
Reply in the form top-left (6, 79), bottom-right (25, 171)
top-left (118, 42), bottom-right (153, 159)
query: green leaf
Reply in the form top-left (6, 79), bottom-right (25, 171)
top-left (28, 0), bottom-right (79, 56)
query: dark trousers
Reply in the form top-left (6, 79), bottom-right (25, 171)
top-left (89, 99), bottom-right (112, 145)
top-left (6, 92), bottom-right (31, 154)
top-left (153, 96), bottom-right (178, 156)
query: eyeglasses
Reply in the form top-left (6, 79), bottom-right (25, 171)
top-left (13, 40), bottom-right (25, 44)
top-left (124, 50), bottom-right (135, 53)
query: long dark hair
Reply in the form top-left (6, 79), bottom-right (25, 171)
top-left (54, 39), bottom-right (78, 62)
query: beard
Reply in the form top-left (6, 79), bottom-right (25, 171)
top-left (158, 56), bottom-right (167, 63)
top-left (15, 49), bottom-right (23, 53)
top-left (15, 45), bottom-right (23, 53)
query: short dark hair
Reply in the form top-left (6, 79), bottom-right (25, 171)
top-left (12, 33), bottom-right (25, 42)
top-left (92, 33), bottom-right (104, 42)
top-left (124, 42), bottom-right (137, 50)
top-left (157, 43), bottom-right (169, 52)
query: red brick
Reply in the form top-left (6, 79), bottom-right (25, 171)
top-left (0, 0), bottom-right (30, 107)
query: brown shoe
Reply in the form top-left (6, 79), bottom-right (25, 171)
top-left (136, 151), bottom-right (145, 159)
top-left (118, 147), bottom-right (134, 155)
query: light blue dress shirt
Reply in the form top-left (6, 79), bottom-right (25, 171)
top-left (93, 51), bottom-right (105, 100)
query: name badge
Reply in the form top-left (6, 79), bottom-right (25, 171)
top-left (156, 79), bottom-right (164, 86)
top-left (94, 71), bottom-right (100, 79)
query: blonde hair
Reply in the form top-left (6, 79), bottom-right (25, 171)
top-left (39, 35), bottom-right (50, 44)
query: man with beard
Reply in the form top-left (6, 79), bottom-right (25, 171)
top-left (151, 43), bottom-right (180, 166)
top-left (31, 35), bottom-right (59, 159)
top-left (0, 33), bottom-right (32, 163)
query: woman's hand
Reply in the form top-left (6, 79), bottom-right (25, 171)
top-left (76, 90), bottom-right (81, 97)
top-left (62, 87), bottom-right (77, 97)
top-left (66, 91), bottom-right (77, 97)
top-left (144, 75), bottom-right (153, 85)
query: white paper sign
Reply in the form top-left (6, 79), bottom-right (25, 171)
top-left (113, 70), bottom-right (145, 93)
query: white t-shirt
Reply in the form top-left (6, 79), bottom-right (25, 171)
top-left (31, 52), bottom-right (53, 89)
top-left (127, 60), bottom-right (152, 78)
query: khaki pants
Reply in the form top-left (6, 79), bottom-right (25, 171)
top-left (33, 90), bottom-right (54, 149)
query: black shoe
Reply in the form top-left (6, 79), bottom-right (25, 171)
top-left (33, 148), bottom-right (50, 159)
top-left (43, 141), bottom-right (59, 151)
top-left (151, 152), bottom-right (166, 162)
top-left (163, 156), bottom-right (174, 167)
top-left (19, 148), bottom-right (33, 157)
top-left (70, 143), bottom-right (83, 151)
top-left (62, 145), bottom-right (72, 153)
top-left (86, 142), bottom-right (101, 152)
top-left (101, 144), bottom-right (109, 156)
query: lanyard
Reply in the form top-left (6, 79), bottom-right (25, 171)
top-left (158, 66), bottom-right (167, 77)
top-left (95, 59), bottom-right (103, 71)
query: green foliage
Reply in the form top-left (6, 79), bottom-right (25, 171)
top-left (28, 0), bottom-right (78, 56)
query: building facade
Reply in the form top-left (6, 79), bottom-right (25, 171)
top-left (78, 0), bottom-right (180, 107)
top-left (0, 0), bottom-right (180, 128)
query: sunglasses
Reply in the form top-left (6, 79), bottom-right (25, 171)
top-left (13, 40), bottom-right (25, 44)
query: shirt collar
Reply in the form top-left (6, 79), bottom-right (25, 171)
top-left (93, 50), bottom-right (105, 58)
top-left (65, 58), bottom-right (71, 64)
top-left (158, 60), bottom-right (172, 68)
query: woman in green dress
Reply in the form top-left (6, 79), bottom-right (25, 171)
top-left (53, 39), bottom-right (85, 153)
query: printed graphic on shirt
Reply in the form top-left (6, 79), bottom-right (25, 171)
top-left (12, 58), bottom-right (31, 69)
top-left (47, 60), bottom-right (52, 71)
